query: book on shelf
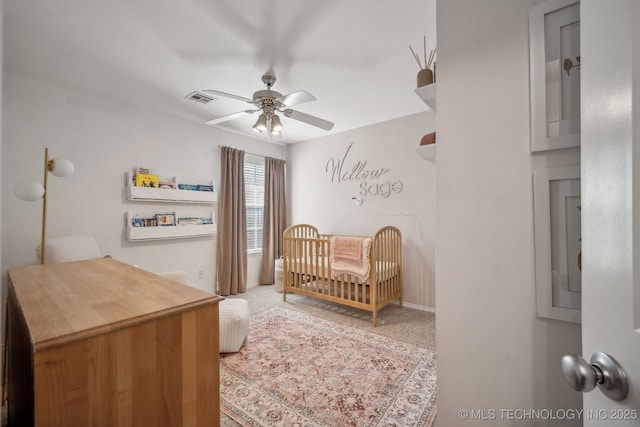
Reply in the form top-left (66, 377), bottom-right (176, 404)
top-left (132, 218), bottom-right (157, 227)
top-left (177, 183), bottom-right (198, 191)
top-left (178, 217), bottom-right (214, 226)
top-left (159, 181), bottom-right (177, 189)
top-left (178, 217), bottom-right (198, 226)
top-left (156, 213), bottom-right (176, 226)
top-left (196, 184), bottom-right (214, 192)
top-left (177, 183), bottom-right (215, 192)
top-left (135, 167), bottom-right (151, 175)
top-left (135, 173), bottom-right (159, 188)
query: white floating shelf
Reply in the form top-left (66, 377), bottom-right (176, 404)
top-left (126, 172), bottom-right (216, 204)
top-left (415, 145), bottom-right (436, 163)
top-left (126, 211), bottom-right (216, 242)
top-left (415, 83), bottom-right (436, 111)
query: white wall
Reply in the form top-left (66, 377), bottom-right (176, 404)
top-left (436, 0), bottom-right (582, 425)
top-left (287, 111), bottom-right (436, 309)
top-left (2, 71), bottom-right (284, 294)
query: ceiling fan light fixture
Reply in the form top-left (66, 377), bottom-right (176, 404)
top-left (202, 73), bottom-right (334, 135)
top-left (253, 114), bottom-right (268, 132)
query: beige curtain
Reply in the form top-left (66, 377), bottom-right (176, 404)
top-left (259, 157), bottom-right (286, 284)
top-left (217, 146), bottom-right (247, 295)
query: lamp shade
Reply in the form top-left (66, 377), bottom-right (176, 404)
top-left (50, 157), bottom-right (74, 177)
top-left (253, 114), bottom-right (268, 132)
top-left (14, 181), bottom-right (45, 201)
top-left (271, 114), bottom-right (283, 133)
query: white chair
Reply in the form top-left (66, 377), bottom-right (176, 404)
top-left (36, 234), bottom-right (102, 263)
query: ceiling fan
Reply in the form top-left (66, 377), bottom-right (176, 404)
top-left (203, 73), bottom-right (334, 135)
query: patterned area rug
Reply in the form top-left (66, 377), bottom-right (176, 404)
top-left (220, 307), bottom-right (437, 426)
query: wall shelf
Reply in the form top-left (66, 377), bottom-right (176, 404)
top-left (415, 83), bottom-right (436, 111)
top-left (126, 211), bottom-right (216, 242)
top-left (415, 83), bottom-right (436, 163)
top-left (126, 172), bottom-right (216, 204)
top-left (415, 145), bottom-right (436, 163)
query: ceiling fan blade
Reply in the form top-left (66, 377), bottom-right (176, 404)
top-left (283, 109), bottom-right (334, 131)
top-left (202, 89), bottom-right (255, 104)
top-left (277, 90), bottom-right (317, 108)
top-left (206, 110), bottom-right (258, 125)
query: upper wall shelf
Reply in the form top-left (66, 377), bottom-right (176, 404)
top-left (415, 84), bottom-right (436, 112)
top-left (126, 172), bottom-right (216, 204)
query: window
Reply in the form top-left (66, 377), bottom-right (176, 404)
top-left (244, 156), bottom-right (265, 254)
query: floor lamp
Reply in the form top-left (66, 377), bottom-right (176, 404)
top-left (3, 148), bottom-right (74, 408)
top-left (13, 147), bottom-right (74, 264)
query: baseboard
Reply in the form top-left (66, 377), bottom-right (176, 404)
top-left (397, 300), bottom-right (436, 313)
top-left (218, 282), bottom-right (263, 294)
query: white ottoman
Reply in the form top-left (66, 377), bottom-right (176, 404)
top-left (219, 298), bottom-right (250, 353)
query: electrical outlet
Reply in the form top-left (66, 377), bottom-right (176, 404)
top-left (197, 270), bottom-right (204, 279)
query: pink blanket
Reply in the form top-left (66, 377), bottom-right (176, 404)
top-left (330, 236), bottom-right (371, 281)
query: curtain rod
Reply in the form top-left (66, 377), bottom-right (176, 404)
top-left (217, 145), bottom-right (286, 163)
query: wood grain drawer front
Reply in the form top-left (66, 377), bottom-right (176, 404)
top-left (32, 304), bottom-right (219, 427)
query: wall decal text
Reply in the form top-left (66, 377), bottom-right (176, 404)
top-left (325, 142), bottom-right (389, 182)
top-left (326, 142), bottom-right (403, 199)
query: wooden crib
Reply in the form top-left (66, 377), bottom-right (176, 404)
top-left (282, 224), bottom-right (403, 326)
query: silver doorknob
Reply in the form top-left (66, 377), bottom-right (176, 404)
top-left (561, 352), bottom-right (628, 401)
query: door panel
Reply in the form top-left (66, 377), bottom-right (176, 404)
top-left (581, 0), bottom-right (640, 424)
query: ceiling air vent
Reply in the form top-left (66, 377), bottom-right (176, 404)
top-left (185, 91), bottom-right (216, 104)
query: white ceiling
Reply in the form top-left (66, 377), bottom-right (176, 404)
top-left (4, 0), bottom-right (436, 144)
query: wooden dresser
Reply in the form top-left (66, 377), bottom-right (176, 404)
top-left (6, 258), bottom-right (221, 426)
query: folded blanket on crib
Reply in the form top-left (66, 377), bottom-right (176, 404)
top-left (330, 236), bottom-right (371, 282)
top-left (333, 236), bottom-right (363, 260)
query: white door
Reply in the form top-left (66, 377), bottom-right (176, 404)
top-left (578, 0), bottom-right (640, 424)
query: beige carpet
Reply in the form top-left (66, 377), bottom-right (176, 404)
top-left (221, 285), bottom-right (436, 427)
